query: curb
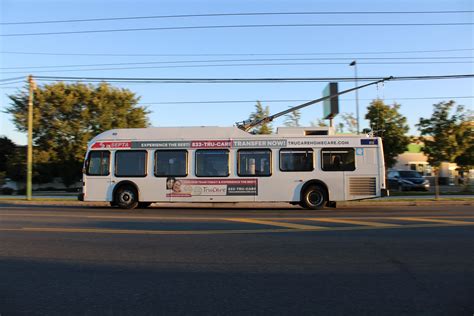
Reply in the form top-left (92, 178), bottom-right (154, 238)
top-left (0, 199), bottom-right (472, 208)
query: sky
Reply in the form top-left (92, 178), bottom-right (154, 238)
top-left (0, 0), bottom-right (473, 145)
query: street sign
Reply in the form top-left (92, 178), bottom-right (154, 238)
top-left (322, 82), bottom-right (339, 119)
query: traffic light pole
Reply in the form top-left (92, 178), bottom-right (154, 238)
top-left (349, 60), bottom-right (360, 134)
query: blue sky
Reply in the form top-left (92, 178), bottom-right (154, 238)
top-left (1, 0), bottom-right (473, 145)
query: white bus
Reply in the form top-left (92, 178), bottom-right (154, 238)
top-left (79, 126), bottom-right (388, 209)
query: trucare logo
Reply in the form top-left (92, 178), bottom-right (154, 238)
top-left (191, 140), bottom-right (233, 148)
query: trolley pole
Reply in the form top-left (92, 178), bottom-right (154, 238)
top-left (349, 60), bottom-right (360, 134)
top-left (26, 75), bottom-right (36, 200)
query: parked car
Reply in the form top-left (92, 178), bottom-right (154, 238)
top-left (387, 170), bottom-right (430, 191)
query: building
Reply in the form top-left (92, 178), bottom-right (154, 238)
top-left (393, 139), bottom-right (472, 185)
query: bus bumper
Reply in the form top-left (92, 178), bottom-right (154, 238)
top-left (381, 188), bottom-right (389, 197)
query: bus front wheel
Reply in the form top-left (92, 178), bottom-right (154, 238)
top-left (115, 185), bottom-right (139, 209)
top-left (301, 185), bottom-right (327, 210)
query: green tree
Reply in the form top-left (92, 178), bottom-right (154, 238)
top-left (339, 112), bottom-right (358, 134)
top-left (5, 148), bottom-right (56, 186)
top-left (456, 143), bottom-right (473, 173)
top-left (249, 101), bottom-right (272, 134)
top-left (417, 101), bottom-right (469, 196)
top-left (309, 119), bottom-right (345, 133)
top-left (5, 146), bottom-right (26, 183)
top-left (284, 109), bottom-right (301, 127)
top-left (0, 136), bottom-right (16, 172)
top-left (454, 113), bottom-right (474, 176)
top-left (6, 82), bottom-right (149, 186)
top-left (454, 111), bottom-right (474, 176)
top-left (416, 101), bottom-right (467, 167)
top-left (309, 113), bottom-right (355, 134)
top-left (310, 119), bottom-right (328, 127)
top-left (365, 99), bottom-right (410, 168)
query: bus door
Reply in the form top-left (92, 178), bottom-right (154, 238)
top-left (84, 150), bottom-right (113, 201)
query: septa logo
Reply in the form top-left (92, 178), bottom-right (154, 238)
top-left (91, 141), bottom-right (131, 149)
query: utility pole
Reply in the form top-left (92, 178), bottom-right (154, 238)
top-left (26, 75), bottom-right (36, 200)
top-left (349, 60), bottom-right (360, 134)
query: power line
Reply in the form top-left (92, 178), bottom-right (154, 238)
top-left (1, 77), bottom-right (472, 100)
top-left (0, 79), bottom-right (25, 86)
top-left (0, 76), bottom-right (25, 83)
top-left (138, 96), bottom-right (474, 105)
top-left (2, 61), bottom-right (472, 75)
top-left (2, 10), bottom-right (473, 25)
top-left (392, 74), bottom-right (474, 81)
top-left (2, 77), bottom-right (472, 100)
top-left (0, 82), bottom-right (24, 87)
top-left (2, 48), bottom-right (473, 57)
top-left (2, 22), bottom-right (473, 37)
top-left (31, 74), bottom-right (474, 83)
top-left (2, 56), bottom-right (473, 70)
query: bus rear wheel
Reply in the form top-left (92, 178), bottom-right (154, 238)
top-left (301, 185), bottom-right (327, 210)
top-left (115, 185), bottom-right (139, 209)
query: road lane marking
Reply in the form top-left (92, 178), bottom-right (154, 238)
top-left (2, 227), bottom-right (296, 235)
top-left (225, 218), bottom-right (327, 230)
top-left (3, 213), bottom-right (474, 222)
top-left (390, 217), bottom-right (474, 225)
top-left (0, 213), bottom-right (222, 221)
top-left (1, 221), bottom-right (474, 236)
top-left (304, 218), bottom-right (400, 227)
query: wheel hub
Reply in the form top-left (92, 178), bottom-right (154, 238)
top-left (308, 191), bottom-right (322, 206)
top-left (121, 193), bottom-right (131, 202)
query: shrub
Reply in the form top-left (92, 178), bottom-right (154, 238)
top-left (1, 187), bottom-right (14, 195)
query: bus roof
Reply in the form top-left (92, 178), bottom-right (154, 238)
top-left (89, 126), bottom-right (374, 143)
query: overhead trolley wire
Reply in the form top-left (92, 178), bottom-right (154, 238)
top-left (138, 96), bottom-right (474, 105)
top-left (2, 48), bottom-right (473, 57)
top-left (31, 74), bottom-right (474, 84)
top-left (2, 62), bottom-right (473, 75)
top-left (2, 10), bottom-right (473, 25)
top-left (2, 56), bottom-right (473, 70)
top-left (1, 79), bottom-right (472, 101)
top-left (2, 22), bottom-right (473, 37)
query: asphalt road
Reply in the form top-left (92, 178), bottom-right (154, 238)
top-left (1, 203), bottom-right (474, 315)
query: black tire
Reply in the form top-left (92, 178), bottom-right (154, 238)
top-left (137, 202), bottom-right (152, 209)
top-left (301, 185), bottom-right (327, 210)
top-left (115, 185), bottom-right (139, 209)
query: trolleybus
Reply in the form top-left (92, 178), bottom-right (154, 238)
top-left (80, 126), bottom-right (388, 209)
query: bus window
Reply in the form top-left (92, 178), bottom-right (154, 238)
top-left (115, 150), bottom-right (147, 177)
top-left (195, 149), bottom-right (229, 177)
top-left (86, 151), bottom-right (110, 176)
top-left (238, 149), bottom-right (271, 176)
top-left (279, 149), bottom-right (314, 172)
top-left (321, 148), bottom-right (356, 171)
top-left (155, 150), bottom-right (188, 177)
